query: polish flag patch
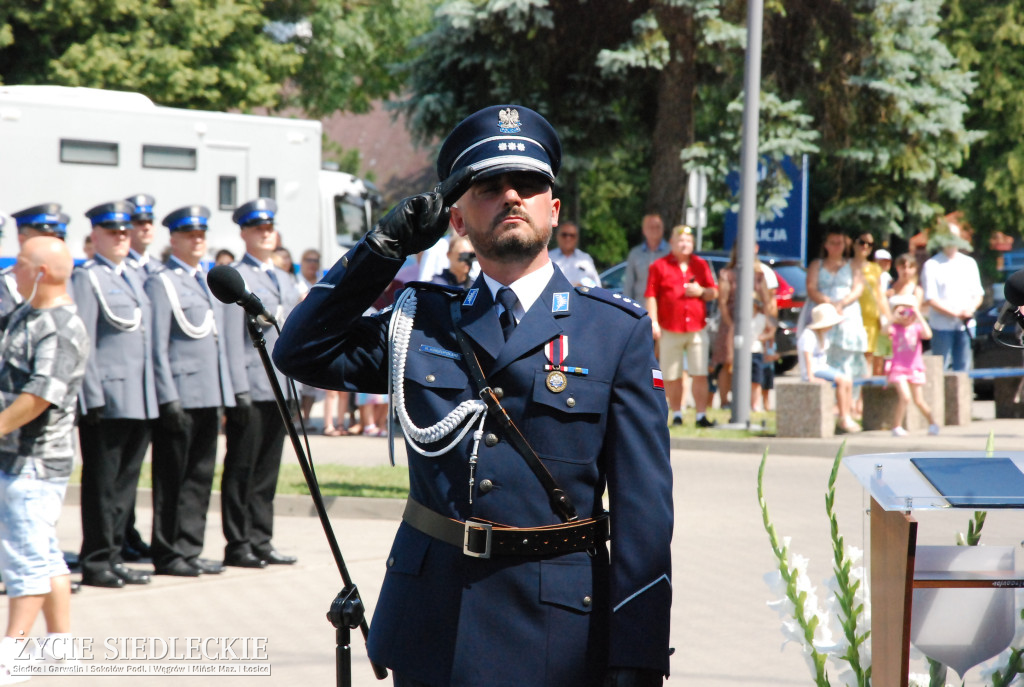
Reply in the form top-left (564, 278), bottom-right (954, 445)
top-left (652, 369), bottom-right (664, 390)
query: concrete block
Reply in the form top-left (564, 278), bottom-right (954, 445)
top-left (777, 383), bottom-right (834, 438)
top-left (862, 355), bottom-right (945, 432)
top-left (994, 376), bottom-right (1024, 418)
top-left (944, 372), bottom-right (972, 425)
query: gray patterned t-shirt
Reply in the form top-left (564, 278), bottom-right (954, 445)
top-left (0, 303), bottom-right (89, 478)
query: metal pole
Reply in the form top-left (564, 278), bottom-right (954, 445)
top-left (730, 0), bottom-right (764, 427)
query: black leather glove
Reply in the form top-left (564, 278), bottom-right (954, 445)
top-left (234, 392), bottom-right (252, 411)
top-left (603, 668), bottom-right (663, 687)
top-left (158, 401), bottom-right (188, 432)
top-left (79, 405), bottom-right (105, 426)
top-left (225, 392), bottom-right (253, 425)
top-left (364, 192), bottom-right (451, 260)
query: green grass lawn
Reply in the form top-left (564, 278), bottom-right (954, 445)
top-left (667, 407), bottom-right (776, 438)
top-left (69, 463), bottom-right (411, 500)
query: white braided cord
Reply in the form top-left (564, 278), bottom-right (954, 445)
top-left (389, 288), bottom-right (485, 457)
top-left (158, 273), bottom-right (216, 339)
top-left (87, 268), bottom-right (142, 332)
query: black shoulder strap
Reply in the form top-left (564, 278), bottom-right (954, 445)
top-left (448, 299), bottom-right (578, 522)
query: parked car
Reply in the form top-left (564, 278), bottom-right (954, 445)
top-left (597, 251), bottom-right (807, 372)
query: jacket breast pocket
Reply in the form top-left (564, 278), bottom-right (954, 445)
top-left (524, 371), bottom-right (609, 464)
top-left (171, 357), bottom-right (201, 377)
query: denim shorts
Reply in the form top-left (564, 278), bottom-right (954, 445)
top-left (0, 467), bottom-right (69, 597)
top-left (814, 367), bottom-right (847, 384)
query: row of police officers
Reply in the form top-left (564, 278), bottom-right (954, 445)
top-left (0, 197), bottom-right (301, 588)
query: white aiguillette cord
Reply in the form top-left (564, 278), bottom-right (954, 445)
top-left (387, 288), bottom-right (487, 466)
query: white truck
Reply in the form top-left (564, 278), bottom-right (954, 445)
top-left (0, 85), bottom-right (380, 265)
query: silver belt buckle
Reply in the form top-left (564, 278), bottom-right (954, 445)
top-left (463, 520), bottom-right (492, 559)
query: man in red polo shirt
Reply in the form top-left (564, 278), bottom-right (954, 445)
top-left (645, 224), bottom-right (719, 427)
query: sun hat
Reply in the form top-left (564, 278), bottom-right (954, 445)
top-left (808, 303), bottom-right (846, 330)
top-left (874, 248), bottom-right (892, 261)
top-left (889, 294), bottom-right (918, 309)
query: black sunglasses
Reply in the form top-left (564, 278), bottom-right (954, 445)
top-left (857, 238), bottom-right (874, 247)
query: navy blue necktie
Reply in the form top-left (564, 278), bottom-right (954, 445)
top-left (496, 287), bottom-right (518, 341)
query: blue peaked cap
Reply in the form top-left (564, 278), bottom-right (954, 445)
top-left (436, 105), bottom-right (561, 186)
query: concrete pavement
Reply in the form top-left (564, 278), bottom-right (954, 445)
top-left (6, 403), bottom-right (1024, 686)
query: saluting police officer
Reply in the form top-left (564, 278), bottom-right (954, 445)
top-left (72, 200), bottom-right (159, 589)
top-left (1, 204), bottom-right (70, 316)
top-left (125, 193), bottom-right (160, 276)
top-left (274, 106), bottom-right (673, 686)
top-left (144, 206), bottom-right (239, 577)
top-left (220, 199), bottom-right (300, 568)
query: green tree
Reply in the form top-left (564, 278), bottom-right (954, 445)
top-left (268, 0), bottom-right (437, 117)
top-left (0, 0), bottom-right (298, 111)
top-left (945, 0), bottom-right (1024, 264)
top-left (820, 0), bottom-right (981, 238)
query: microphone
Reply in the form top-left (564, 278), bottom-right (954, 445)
top-left (991, 269), bottom-right (1024, 347)
top-left (994, 300), bottom-right (1021, 333)
top-left (207, 264), bottom-right (278, 325)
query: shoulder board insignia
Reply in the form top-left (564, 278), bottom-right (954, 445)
top-left (407, 280), bottom-right (465, 298)
top-left (575, 286), bottom-right (647, 318)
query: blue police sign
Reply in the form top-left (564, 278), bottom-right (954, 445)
top-left (723, 155), bottom-right (809, 263)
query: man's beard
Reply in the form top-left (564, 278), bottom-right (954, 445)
top-left (470, 207), bottom-right (551, 263)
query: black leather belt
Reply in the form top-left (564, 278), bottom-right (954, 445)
top-left (402, 498), bottom-right (609, 559)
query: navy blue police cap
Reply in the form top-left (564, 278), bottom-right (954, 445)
top-left (12, 203), bottom-right (67, 238)
top-left (436, 105), bottom-right (561, 187)
top-left (126, 194), bottom-right (156, 222)
top-left (163, 205), bottom-right (211, 232)
top-left (86, 201), bottom-right (135, 230)
top-left (232, 198), bottom-right (277, 228)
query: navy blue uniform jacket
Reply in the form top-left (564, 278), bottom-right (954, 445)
top-left (274, 240), bottom-right (673, 686)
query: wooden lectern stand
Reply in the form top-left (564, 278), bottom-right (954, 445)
top-left (845, 452), bottom-right (1024, 687)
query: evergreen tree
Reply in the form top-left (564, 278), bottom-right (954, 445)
top-left (820, 0), bottom-right (981, 238)
top-left (945, 0), bottom-right (1024, 259)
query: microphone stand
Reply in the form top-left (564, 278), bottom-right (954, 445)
top-left (243, 315), bottom-right (388, 685)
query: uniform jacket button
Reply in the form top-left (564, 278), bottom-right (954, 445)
top-left (582, 596), bottom-right (592, 607)
top-left (478, 479), bottom-right (494, 493)
top-left (425, 374), bottom-right (436, 383)
top-left (387, 556), bottom-right (395, 568)
top-left (484, 433), bottom-right (499, 447)
top-left (493, 387), bottom-right (504, 399)
top-left (566, 397), bottom-right (576, 408)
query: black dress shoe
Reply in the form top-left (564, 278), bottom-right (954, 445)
top-left (155, 559), bottom-right (202, 577)
top-left (112, 564), bottom-right (152, 585)
top-left (189, 558), bottom-right (225, 574)
top-left (223, 552), bottom-right (268, 569)
top-left (254, 548), bottom-right (297, 565)
top-left (81, 570), bottom-right (125, 588)
top-left (70, 581), bottom-right (82, 594)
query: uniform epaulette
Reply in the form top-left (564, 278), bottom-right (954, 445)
top-left (574, 285), bottom-right (647, 318)
top-left (408, 280), bottom-right (465, 298)
top-left (78, 259), bottom-right (96, 270)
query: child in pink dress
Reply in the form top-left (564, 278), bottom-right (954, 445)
top-left (886, 294), bottom-right (939, 436)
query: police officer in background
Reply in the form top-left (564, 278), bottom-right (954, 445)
top-left (121, 192), bottom-right (160, 562)
top-left (220, 198), bottom-right (300, 568)
top-left (72, 200), bottom-right (158, 588)
top-left (144, 205), bottom-right (240, 577)
top-left (1, 204), bottom-right (70, 316)
top-left (274, 105), bottom-right (672, 686)
top-left (125, 193), bottom-right (160, 276)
